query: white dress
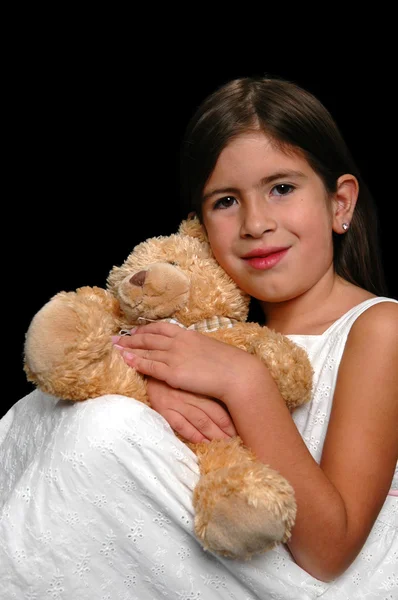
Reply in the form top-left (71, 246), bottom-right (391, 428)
top-left (1, 297), bottom-right (397, 600)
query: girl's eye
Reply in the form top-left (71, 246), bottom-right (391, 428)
top-left (213, 196), bottom-right (237, 210)
top-left (271, 183), bottom-right (295, 197)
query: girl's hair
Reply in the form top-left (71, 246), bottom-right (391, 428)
top-left (179, 76), bottom-right (387, 297)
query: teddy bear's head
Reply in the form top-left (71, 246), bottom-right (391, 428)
top-left (106, 216), bottom-right (250, 328)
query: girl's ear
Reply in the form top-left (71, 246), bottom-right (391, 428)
top-left (332, 174), bottom-right (359, 234)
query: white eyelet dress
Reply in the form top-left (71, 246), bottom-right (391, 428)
top-left (0, 297), bottom-right (397, 599)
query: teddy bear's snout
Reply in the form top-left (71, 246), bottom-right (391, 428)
top-left (130, 271), bottom-right (147, 287)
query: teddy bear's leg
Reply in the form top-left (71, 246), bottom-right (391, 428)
top-left (190, 437), bottom-right (296, 560)
top-left (24, 287), bottom-right (149, 404)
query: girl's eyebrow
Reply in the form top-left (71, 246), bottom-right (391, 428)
top-left (203, 169), bottom-right (307, 201)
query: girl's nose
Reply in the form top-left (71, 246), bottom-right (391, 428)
top-left (240, 202), bottom-right (277, 238)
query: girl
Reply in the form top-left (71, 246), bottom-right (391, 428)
top-left (113, 76), bottom-right (398, 597)
top-left (1, 76), bottom-right (396, 600)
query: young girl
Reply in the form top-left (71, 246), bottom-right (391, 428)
top-left (1, 76), bottom-right (396, 600)
top-left (112, 76), bottom-right (398, 597)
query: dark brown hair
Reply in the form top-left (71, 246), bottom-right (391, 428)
top-left (180, 76), bottom-right (387, 296)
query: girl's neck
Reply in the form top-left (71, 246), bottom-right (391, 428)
top-left (260, 277), bottom-right (375, 336)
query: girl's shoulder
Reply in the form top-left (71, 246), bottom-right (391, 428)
top-left (347, 296), bottom-right (398, 343)
top-left (287, 297), bottom-right (396, 351)
top-left (326, 296), bottom-right (398, 337)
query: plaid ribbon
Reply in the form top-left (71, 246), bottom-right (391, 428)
top-left (165, 316), bottom-right (238, 333)
top-left (119, 316), bottom-right (238, 336)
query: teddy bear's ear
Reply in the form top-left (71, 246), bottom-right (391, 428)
top-left (178, 213), bottom-right (209, 243)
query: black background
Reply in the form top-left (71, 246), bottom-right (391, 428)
top-left (6, 42), bottom-right (396, 419)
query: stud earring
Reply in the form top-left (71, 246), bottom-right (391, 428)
top-left (342, 222), bottom-right (349, 231)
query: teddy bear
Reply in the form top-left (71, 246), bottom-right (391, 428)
top-left (24, 216), bottom-right (313, 560)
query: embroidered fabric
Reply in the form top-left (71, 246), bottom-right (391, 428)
top-left (1, 297), bottom-right (397, 599)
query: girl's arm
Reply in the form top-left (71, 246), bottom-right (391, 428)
top-left (222, 301), bottom-right (398, 581)
top-left (114, 302), bottom-right (398, 581)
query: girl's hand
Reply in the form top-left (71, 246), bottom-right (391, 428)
top-left (112, 321), bottom-right (260, 403)
top-left (146, 377), bottom-right (237, 443)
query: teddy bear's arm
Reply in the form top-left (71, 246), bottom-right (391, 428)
top-left (24, 286), bottom-right (149, 404)
top-left (205, 323), bottom-right (313, 411)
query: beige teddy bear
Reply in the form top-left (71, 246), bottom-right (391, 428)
top-left (24, 216), bottom-right (313, 560)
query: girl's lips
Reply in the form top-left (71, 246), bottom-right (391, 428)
top-left (243, 248), bottom-right (289, 270)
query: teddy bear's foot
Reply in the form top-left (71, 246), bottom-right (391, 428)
top-left (193, 461), bottom-right (296, 560)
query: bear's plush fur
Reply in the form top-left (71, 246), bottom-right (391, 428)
top-left (24, 216), bottom-right (313, 560)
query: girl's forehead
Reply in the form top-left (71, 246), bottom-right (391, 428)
top-left (211, 132), bottom-right (310, 179)
top-left (224, 130), bottom-right (301, 155)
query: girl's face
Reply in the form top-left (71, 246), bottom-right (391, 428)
top-left (201, 131), bottom-right (336, 303)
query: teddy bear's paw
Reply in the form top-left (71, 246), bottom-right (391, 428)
top-left (193, 461), bottom-right (296, 560)
top-left (23, 288), bottom-right (126, 400)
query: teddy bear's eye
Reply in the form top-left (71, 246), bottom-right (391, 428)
top-left (168, 261), bottom-right (179, 266)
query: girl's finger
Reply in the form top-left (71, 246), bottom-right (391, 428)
top-left (178, 404), bottom-right (234, 440)
top-left (163, 409), bottom-right (209, 444)
top-left (122, 348), bottom-right (167, 363)
top-left (112, 333), bottom-right (171, 351)
top-left (121, 351), bottom-right (170, 381)
top-left (207, 405), bottom-right (237, 437)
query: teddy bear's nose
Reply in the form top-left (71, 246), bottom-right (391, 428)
top-left (130, 270), bottom-right (147, 287)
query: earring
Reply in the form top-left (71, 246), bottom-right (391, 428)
top-left (342, 222), bottom-right (349, 231)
